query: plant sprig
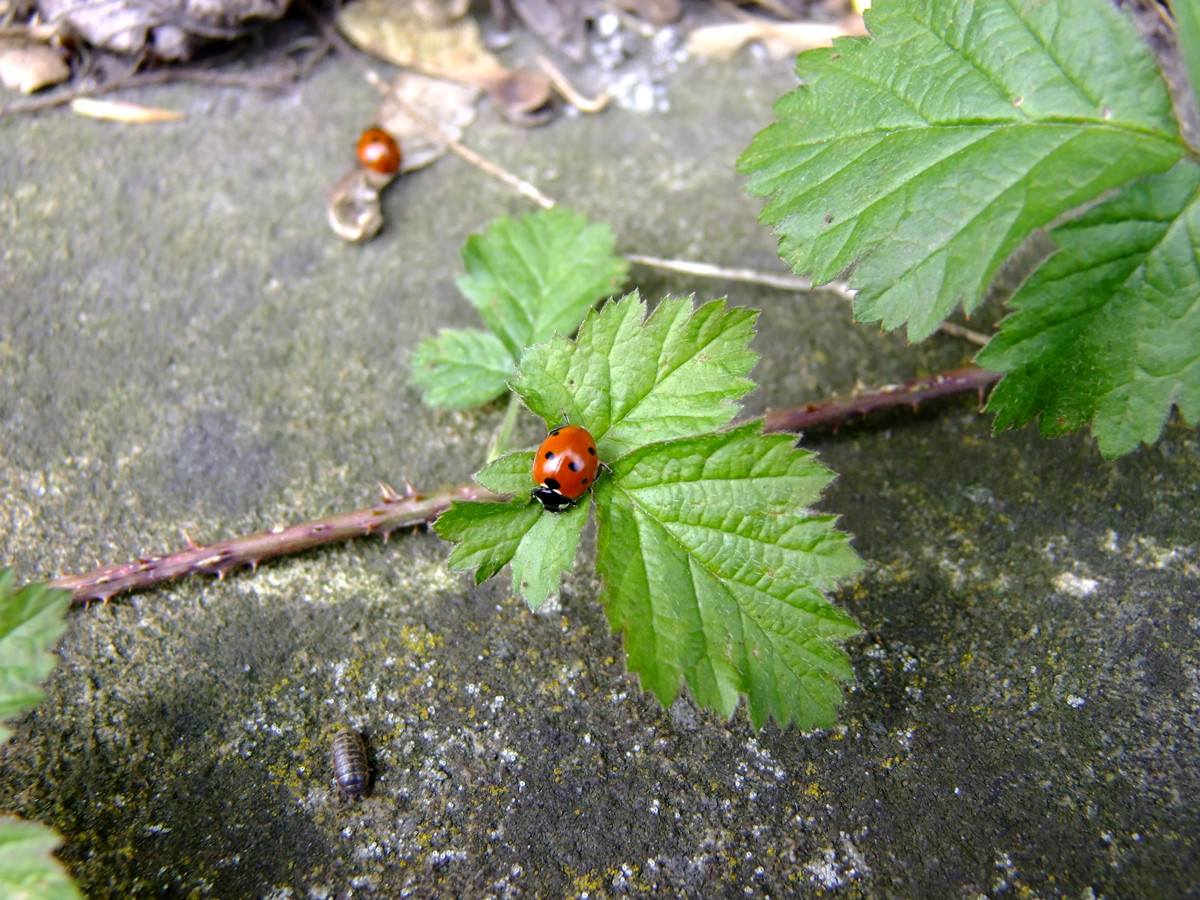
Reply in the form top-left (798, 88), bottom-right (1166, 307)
top-left (435, 294), bottom-right (864, 730)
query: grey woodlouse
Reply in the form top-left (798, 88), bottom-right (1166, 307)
top-left (331, 726), bottom-right (370, 800)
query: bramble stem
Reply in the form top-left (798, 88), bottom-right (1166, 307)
top-left (47, 366), bottom-right (1001, 605)
top-left (49, 483), bottom-right (503, 605)
top-left (763, 365), bottom-right (1001, 434)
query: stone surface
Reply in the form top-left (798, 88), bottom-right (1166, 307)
top-left (2, 18), bottom-right (1199, 900)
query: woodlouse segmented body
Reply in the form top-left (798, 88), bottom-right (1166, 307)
top-left (331, 727), bottom-right (370, 800)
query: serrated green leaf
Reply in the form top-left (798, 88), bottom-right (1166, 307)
top-left (595, 423), bottom-right (863, 731)
top-left (510, 499), bottom-right (590, 610)
top-left (513, 293), bottom-right (758, 458)
top-left (978, 161), bottom-right (1200, 456)
top-left (0, 816), bottom-right (84, 900)
top-left (434, 501), bottom-right (543, 583)
top-left (740, 0), bottom-right (1184, 341)
top-left (456, 207), bottom-right (629, 360)
top-left (0, 569), bottom-right (71, 744)
top-left (474, 451), bottom-right (538, 496)
top-left (409, 329), bottom-right (514, 409)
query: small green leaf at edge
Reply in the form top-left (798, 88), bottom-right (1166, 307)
top-left (433, 501), bottom-right (542, 584)
top-left (409, 328), bottom-right (514, 410)
top-left (977, 161), bottom-right (1200, 456)
top-left (474, 451), bottom-right (537, 497)
top-left (510, 498), bottom-right (590, 611)
top-left (0, 569), bottom-right (71, 744)
top-left (456, 207), bottom-right (629, 360)
top-left (0, 816), bottom-right (84, 900)
top-left (513, 292), bottom-right (758, 459)
top-left (1171, 0), bottom-right (1200, 132)
top-left (595, 422), bottom-right (864, 732)
top-left (739, 0), bottom-right (1183, 341)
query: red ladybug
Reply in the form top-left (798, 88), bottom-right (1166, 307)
top-left (531, 424), bottom-right (599, 512)
top-left (357, 127), bottom-right (401, 175)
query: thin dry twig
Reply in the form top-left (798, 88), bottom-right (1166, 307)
top-left (627, 253), bottom-right (852, 296)
top-left (309, 3), bottom-right (557, 209)
top-left (763, 365), bottom-right (1002, 434)
top-left (627, 254), bottom-right (992, 345)
top-left (534, 53), bottom-right (609, 112)
top-left (936, 321), bottom-right (991, 347)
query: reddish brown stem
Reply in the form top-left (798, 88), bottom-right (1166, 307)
top-left (48, 365), bottom-right (1002, 606)
top-left (50, 483), bottom-right (503, 605)
top-left (763, 365), bottom-right (1001, 434)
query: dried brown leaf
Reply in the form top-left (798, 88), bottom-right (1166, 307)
top-left (337, 0), bottom-right (505, 80)
top-left (376, 69), bottom-right (479, 170)
top-left (0, 41), bottom-right (69, 93)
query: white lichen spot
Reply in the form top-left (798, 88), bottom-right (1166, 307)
top-left (1067, 695), bottom-right (1086, 709)
top-left (1054, 572), bottom-right (1098, 597)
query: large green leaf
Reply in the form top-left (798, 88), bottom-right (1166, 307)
top-left (513, 293), bottom-right (758, 458)
top-left (740, 0), bottom-right (1183, 341)
top-left (595, 423), bottom-right (863, 730)
top-left (456, 206), bottom-right (629, 359)
top-left (0, 816), bottom-right (83, 900)
top-left (0, 569), bottom-right (71, 744)
top-left (979, 162), bottom-right (1200, 456)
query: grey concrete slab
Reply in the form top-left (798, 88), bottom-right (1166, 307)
top-left (2, 22), bottom-right (1198, 900)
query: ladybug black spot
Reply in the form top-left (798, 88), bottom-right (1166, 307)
top-left (588, 446), bottom-right (595, 455)
top-left (581, 477), bottom-right (588, 485)
top-left (544, 477), bottom-right (561, 490)
top-left (568, 461), bottom-right (580, 471)
top-left (545, 451), bottom-right (555, 459)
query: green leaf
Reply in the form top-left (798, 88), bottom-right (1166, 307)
top-left (0, 816), bottom-right (84, 900)
top-left (740, 0), bottom-right (1184, 341)
top-left (1172, 0), bottom-right (1200, 127)
top-left (978, 161), bottom-right (1200, 457)
top-left (595, 423), bottom-right (863, 730)
top-left (0, 569), bottom-right (71, 744)
top-left (409, 329), bottom-right (514, 409)
top-left (456, 207), bottom-right (629, 360)
top-left (474, 451), bottom-right (538, 496)
top-left (510, 499), bottom-right (590, 610)
top-left (434, 501), bottom-right (542, 584)
top-left (513, 292), bottom-right (758, 458)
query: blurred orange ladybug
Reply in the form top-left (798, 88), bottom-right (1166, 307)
top-left (532, 424), bottom-right (598, 512)
top-left (357, 127), bottom-right (401, 175)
